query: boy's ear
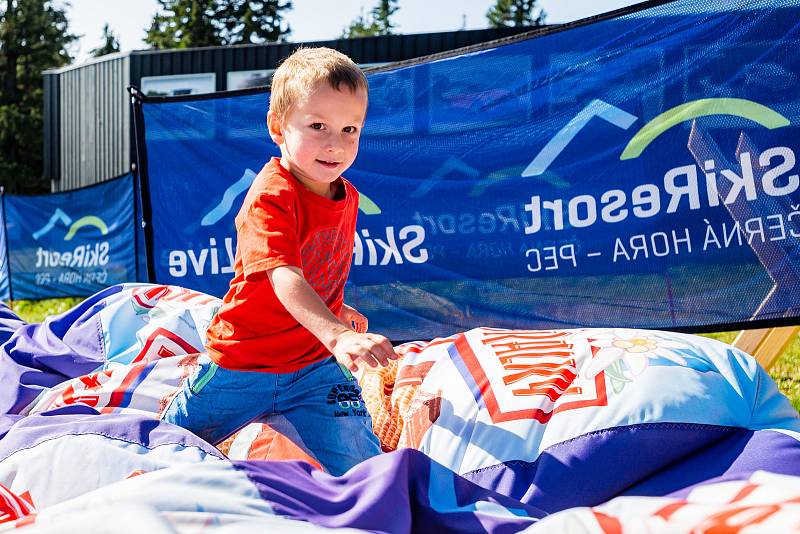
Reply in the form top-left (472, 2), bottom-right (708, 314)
top-left (267, 110), bottom-right (284, 144)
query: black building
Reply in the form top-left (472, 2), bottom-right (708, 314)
top-left (43, 27), bottom-right (537, 192)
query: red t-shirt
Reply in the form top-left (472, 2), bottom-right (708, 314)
top-left (205, 158), bottom-right (358, 372)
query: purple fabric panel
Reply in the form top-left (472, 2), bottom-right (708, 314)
top-left (0, 406), bottom-right (224, 461)
top-left (461, 423), bottom-right (742, 513)
top-left (235, 448), bottom-right (546, 533)
top-left (0, 302), bottom-right (26, 346)
top-left (0, 413), bottom-right (22, 440)
top-left (640, 429), bottom-right (800, 499)
top-left (0, 285), bottom-right (123, 415)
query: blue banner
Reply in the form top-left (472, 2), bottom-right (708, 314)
top-left (141, 0), bottom-right (800, 339)
top-left (5, 175), bottom-right (137, 300)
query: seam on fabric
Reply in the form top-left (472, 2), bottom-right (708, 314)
top-left (0, 431), bottom-right (224, 464)
top-left (272, 376), bottom-right (280, 414)
top-left (96, 316), bottom-right (106, 360)
top-left (751, 365), bottom-right (763, 425)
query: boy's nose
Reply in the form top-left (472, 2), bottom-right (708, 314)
top-left (326, 137), bottom-right (345, 153)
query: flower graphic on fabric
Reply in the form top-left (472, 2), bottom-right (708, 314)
top-left (581, 329), bottom-right (689, 387)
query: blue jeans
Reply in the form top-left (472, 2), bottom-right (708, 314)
top-left (161, 354), bottom-right (381, 476)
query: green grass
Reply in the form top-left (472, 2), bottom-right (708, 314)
top-left (770, 339), bottom-right (800, 414)
top-left (8, 298), bottom-right (800, 412)
top-left (11, 298), bottom-right (83, 324)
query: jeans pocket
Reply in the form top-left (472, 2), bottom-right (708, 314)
top-left (322, 356), bottom-right (356, 382)
top-left (189, 360), bottom-right (219, 395)
top-left (334, 358), bottom-right (356, 382)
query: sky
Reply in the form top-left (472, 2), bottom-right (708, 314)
top-left (67, 0), bottom-right (642, 64)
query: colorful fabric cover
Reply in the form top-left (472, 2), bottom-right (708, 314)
top-left (1, 283), bottom-right (799, 532)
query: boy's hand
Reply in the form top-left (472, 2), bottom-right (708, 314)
top-left (266, 266), bottom-right (397, 371)
top-left (332, 330), bottom-right (398, 372)
top-left (338, 303), bottom-right (368, 333)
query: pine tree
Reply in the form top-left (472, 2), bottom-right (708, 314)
top-left (343, 0), bottom-right (399, 38)
top-left (486, 0), bottom-right (546, 28)
top-left (145, 0), bottom-right (221, 49)
top-left (90, 24), bottom-right (121, 58)
top-left (0, 0), bottom-right (76, 193)
top-left (145, 0), bottom-right (291, 49)
top-left (217, 0), bottom-right (292, 44)
top-left (371, 0), bottom-right (398, 35)
top-left (342, 8), bottom-right (378, 38)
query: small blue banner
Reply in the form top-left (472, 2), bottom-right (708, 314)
top-left (5, 175), bottom-right (137, 299)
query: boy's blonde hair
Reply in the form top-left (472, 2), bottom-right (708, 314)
top-left (269, 47), bottom-right (368, 117)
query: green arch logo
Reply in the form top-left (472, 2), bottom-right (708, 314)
top-left (358, 192), bottom-right (381, 215)
top-left (620, 98), bottom-right (790, 160)
top-left (64, 216), bottom-right (109, 240)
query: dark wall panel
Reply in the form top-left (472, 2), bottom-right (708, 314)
top-left (46, 54), bottom-right (130, 192)
top-left (128, 27), bottom-right (533, 89)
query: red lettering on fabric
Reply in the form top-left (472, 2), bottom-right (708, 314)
top-left (694, 504), bottom-right (781, 532)
top-left (0, 483), bottom-right (34, 525)
top-left (593, 511), bottom-right (623, 534)
top-left (454, 330), bottom-right (607, 423)
top-left (57, 369), bottom-right (114, 408)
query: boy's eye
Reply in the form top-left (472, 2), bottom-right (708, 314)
top-left (343, 126), bottom-right (358, 134)
top-left (310, 123), bottom-right (324, 130)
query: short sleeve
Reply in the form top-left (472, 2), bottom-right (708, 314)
top-left (236, 187), bottom-right (301, 281)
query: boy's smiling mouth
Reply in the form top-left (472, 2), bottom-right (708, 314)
top-left (316, 159), bottom-right (341, 168)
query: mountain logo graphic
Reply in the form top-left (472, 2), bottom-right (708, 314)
top-left (523, 97), bottom-right (790, 176)
top-left (32, 208), bottom-right (109, 240)
top-left (201, 169), bottom-right (382, 227)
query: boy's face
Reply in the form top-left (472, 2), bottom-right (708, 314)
top-left (268, 81), bottom-right (368, 198)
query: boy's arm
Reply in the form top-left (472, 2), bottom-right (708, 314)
top-left (267, 265), bottom-right (396, 371)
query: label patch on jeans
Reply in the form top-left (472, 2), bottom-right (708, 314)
top-left (189, 362), bottom-right (218, 394)
top-left (336, 362), bottom-right (355, 381)
top-left (327, 384), bottom-right (368, 417)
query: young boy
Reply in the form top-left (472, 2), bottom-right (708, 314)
top-left (162, 47), bottom-right (397, 476)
